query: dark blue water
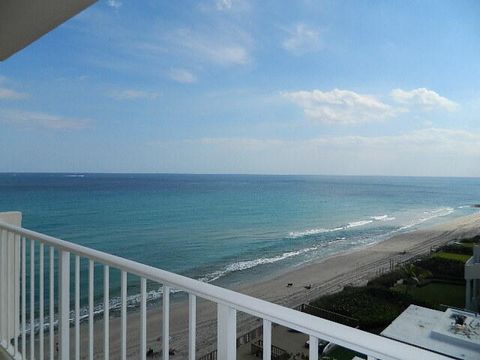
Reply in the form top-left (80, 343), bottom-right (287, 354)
top-left (1, 173), bottom-right (478, 315)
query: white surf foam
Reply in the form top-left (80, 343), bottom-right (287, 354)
top-left (289, 227), bottom-right (343, 238)
top-left (398, 207), bottom-right (454, 231)
top-left (289, 214), bottom-right (395, 239)
top-left (370, 215), bottom-right (395, 221)
top-left (199, 246), bottom-right (318, 283)
top-left (346, 220), bottom-right (373, 228)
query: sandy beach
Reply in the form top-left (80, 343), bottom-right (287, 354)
top-left (60, 213), bottom-right (480, 359)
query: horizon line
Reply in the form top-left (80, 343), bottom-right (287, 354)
top-left (0, 171), bottom-right (479, 179)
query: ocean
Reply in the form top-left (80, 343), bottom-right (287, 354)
top-left (1, 173), bottom-right (479, 316)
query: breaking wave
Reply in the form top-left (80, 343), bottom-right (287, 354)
top-left (198, 247), bottom-right (318, 283)
top-left (398, 207), bottom-right (455, 231)
top-left (289, 214), bottom-right (395, 239)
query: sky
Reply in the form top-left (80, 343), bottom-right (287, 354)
top-left (1, 0), bottom-right (480, 176)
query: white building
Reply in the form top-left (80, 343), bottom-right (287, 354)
top-left (465, 246), bottom-right (480, 312)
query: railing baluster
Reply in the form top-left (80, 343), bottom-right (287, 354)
top-left (217, 303), bottom-right (236, 360)
top-left (75, 256), bottom-right (80, 360)
top-left (263, 319), bottom-right (271, 360)
top-left (14, 234), bottom-right (20, 357)
top-left (49, 247), bottom-right (54, 360)
top-left (104, 265), bottom-right (109, 360)
top-left (40, 243), bottom-right (44, 360)
top-left (6, 231), bottom-right (12, 353)
top-left (120, 271), bottom-right (127, 360)
top-left (58, 250), bottom-right (70, 360)
top-left (309, 335), bottom-right (318, 360)
top-left (88, 260), bottom-right (94, 360)
top-left (0, 229), bottom-right (5, 347)
top-left (140, 278), bottom-right (146, 360)
top-left (30, 240), bottom-right (35, 360)
top-left (21, 237), bottom-right (26, 357)
top-left (188, 294), bottom-right (196, 360)
top-left (163, 285), bottom-right (170, 360)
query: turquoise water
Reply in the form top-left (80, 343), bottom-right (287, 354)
top-left (1, 173), bottom-right (479, 314)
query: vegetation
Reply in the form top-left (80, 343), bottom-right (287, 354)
top-left (414, 257), bottom-right (465, 280)
top-left (440, 243), bottom-right (475, 255)
top-left (392, 282), bottom-right (465, 309)
top-left (432, 251), bottom-right (471, 262)
top-left (459, 235), bottom-right (480, 244)
top-left (366, 269), bottom-right (405, 288)
top-left (322, 347), bottom-right (365, 360)
top-left (310, 286), bottom-right (426, 333)
top-left (308, 236), bottom-right (477, 337)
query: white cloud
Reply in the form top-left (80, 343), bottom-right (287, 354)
top-left (107, 0), bottom-right (122, 9)
top-left (169, 68), bottom-right (197, 84)
top-left (282, 23), bottom-right (322, 55)
top-left (216, 0), bottom-right (233, 10)
top-left (0, 87), bottom-right (29, 100)
top-left (283, 89), bottom-right (398, 124)
top-left (391, 88), bottom-right (458, 111)
top-left (109, 89), bottom-right (160, 100)
top-left (0, 109), bottom-right (90, 130)
top-left (205, 0), bottom-right (250, 12)
top-left (167, 28), bottom-right (252, 66)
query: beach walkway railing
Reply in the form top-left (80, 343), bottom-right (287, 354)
top-left (0, 212), bottom-right (451, 360)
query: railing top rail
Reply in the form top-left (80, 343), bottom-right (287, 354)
top-left (0, 221), bottom-right (450, 360)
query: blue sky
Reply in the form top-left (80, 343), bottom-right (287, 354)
top-left (1, 0), bottom-right (480, 176)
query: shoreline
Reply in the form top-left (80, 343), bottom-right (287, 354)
top-left (57, 212), bottom-right (480, 359)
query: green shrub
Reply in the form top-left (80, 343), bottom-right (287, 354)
top-left (460, 235), bottom-right (480, 244)
top-left (310, 286), bottom-right (426, 332)
top-left (432, 252), bottom-right (471, 263)
top-left (439, 244), bottom-right (473, 255)
top-left (414, 257), bottom-right (464, 280)
top-left (367, 269), bottom-right (406, 288)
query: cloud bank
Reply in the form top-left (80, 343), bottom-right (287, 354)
top-left (283, 89), bottom-right (398, 124)
top-left (391, 88), bottom-right (458, 111)
top-left (149, 128), bottom-right (480, 176)
top-left (0, 109), bottom-right (90, 130)
top-left (284, 88), bottom-right (457, 124)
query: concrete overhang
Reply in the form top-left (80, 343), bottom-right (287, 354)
top-left (0, 0), bottom-right (97, 61)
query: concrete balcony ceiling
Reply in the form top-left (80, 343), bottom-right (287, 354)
top-left (0, 0), bottom-right (96, 61)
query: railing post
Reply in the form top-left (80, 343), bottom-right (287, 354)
top-left (188, 294), bottom-right (196, 360)
top-left (262, 319), bottom-right (271, 360)
top-left (163, 285), bottom-right (170, 360)
top-left (309, 335), bottom-right (318, 360)
top-left (0, 229), bottom-right (6, 348)
top-left (59, 250), bottom-right (70, 360)
top-left (0, 212), bottom-right (22, 355)
top-left (217, 303), bottom-right (236, 360)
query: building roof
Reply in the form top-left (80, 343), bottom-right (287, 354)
top-left (381, 305), bottom-right (480, 360)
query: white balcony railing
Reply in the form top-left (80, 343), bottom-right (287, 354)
top-left (0, 214), bottom-right (450, 360)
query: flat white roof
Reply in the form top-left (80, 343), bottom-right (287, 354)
top-left (381, 305), bottom-right (480, 360)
